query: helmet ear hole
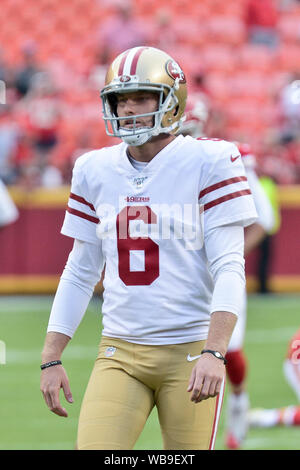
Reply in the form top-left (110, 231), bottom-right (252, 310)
top-left (108, 94), bottom-right (118, 116)
top-left (173, 105), bottom-right (179, 117)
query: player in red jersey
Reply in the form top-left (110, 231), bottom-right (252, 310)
top-left (249, 329), bottom-right (300, 428)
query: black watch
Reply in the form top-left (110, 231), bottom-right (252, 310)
top-left (201, 349), bottom-right (227, 365)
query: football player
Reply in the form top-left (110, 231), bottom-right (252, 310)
top-left (40, 46), bottom-right (257, 450)
top-left (180, 98), bottom-right (275, 449)
top-left (248, 329), bottom-right (300, 428)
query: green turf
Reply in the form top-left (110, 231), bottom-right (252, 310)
top-left (0, 293), bottom-right (299, 450)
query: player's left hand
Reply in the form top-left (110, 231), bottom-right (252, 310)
top-left (187, 354), bottom-right (225, 403)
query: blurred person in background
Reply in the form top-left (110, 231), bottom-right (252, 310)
top-left (0, 62), bottom-right (19, 228)
top-left (278, 75), bottom-right (300, 143)
top-left (149, 8), bottom-right (178, 52)
top-left (249, 328), bottom-right (300, 428)
top-left (14, 40), bottom-right (41, 98)
top-left (279, 0), bottom-right (300, 10)
top-left (279, 77), bottom-right (300, 185)
top-left (245, 0), bottom-right (280, 48)
top-left (0, 48), bottom-right (15, 90)
top-left (0, 95), bottom-right (21, 185)
top-left (258, 75), bottom-right (300, 185)
top-left (90, 0), bottom-right (151, 95)
top-left (180, 99), bottom-right (275, 450)
top-left (258, 141), bottom-right (298, 184)
top-left (96, 0), bottom-right (150, 65)
top-left (16, 71), bottom-right (63, 188)
top-left (179, 92), bottom-right (225, 141)
top-left (179, 92), bottom-right (211, 139)
top-left (0, 49), bottom-right (8, 84)
top-left (256, 174), bottom-right (281, 294)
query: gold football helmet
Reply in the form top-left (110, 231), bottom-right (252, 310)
top-left (100, 46), bottom-right (187, 145)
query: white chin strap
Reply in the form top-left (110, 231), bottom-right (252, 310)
top-left (119, 127), bottom-right (153, 146)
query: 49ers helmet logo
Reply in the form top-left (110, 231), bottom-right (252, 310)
top-left (165, 59), bottom-right (186, 84)
top-left (119, 75), bottom-right (131, 83)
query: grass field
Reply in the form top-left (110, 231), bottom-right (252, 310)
top-left (0, 293), bottom-right (299, 450)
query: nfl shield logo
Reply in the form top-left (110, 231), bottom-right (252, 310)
top-left (105, 346), bottom-right (116, 357)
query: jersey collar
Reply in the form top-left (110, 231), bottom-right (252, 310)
top-left (115, 135), bottom-right (185, 176)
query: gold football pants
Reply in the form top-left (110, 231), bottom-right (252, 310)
top-left (77, 336), bottom-right (224, 450)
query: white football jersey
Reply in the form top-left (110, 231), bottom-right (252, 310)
top-left (61, 135), bottom-right (257, 344)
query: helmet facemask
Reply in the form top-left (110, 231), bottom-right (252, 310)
top-left (100, 81), bottom-right (182, 146)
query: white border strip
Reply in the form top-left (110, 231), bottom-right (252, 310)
top-left (209, 377), bottom-right (225, 450)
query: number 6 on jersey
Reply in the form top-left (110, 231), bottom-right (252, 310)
top-left (116, 206), bottom-right (159, 286)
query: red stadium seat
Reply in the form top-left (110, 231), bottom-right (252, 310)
top-left (224, 98), bottom-right (272, 136)
top-left (199, 0), bottom-right (247, 17)
top-left (206, 16), bottom-right (247, 45)
top-left (188, 2), bottom-right (210, 19)
top-left (226, 72), bottom-right (271, 102)
top-left (135, 0), bottom-right (163, 17)
top-left (266, 71), bottom-right (291, 97)
top-left (277, 15), bottom-right (300, 43)
top-left (162, 14), bottom-right (207, 48)
top-left (237, 44), bottom-right (276, 72)
top-left (204, 73), bottom-right (232, 103)
top-left (171, 0), bottom-right (195, 15)
top-left (276, 44), bottom-right (300, 72)
top-left (200, 45), bottom-right (238, 74)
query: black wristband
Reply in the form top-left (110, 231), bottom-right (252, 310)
top-left (201, 349), bottom-right (227, 365)
top-left (40, 360), bottom-right (62, 370)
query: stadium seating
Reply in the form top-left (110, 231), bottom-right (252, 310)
top-left (0, 0), bottom-right (300, 182)
top-left (277, 12), bottom-right (300, 43)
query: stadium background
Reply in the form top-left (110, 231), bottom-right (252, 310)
top-left (0, 0), bottom-right (300, 450)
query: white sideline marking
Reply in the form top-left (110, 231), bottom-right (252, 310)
top-left (5, 325), bottom-right (297, 365)
top-left (243, 436), bottom-right (300, 450)
top-left (246, 326), bottom-right (298, 344)
top-left (0, 296), bottom-right (101, 313)
top-left (6, 345), bottom-right (98, 364)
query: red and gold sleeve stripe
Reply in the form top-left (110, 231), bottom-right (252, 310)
top-left (67, 193), bottom-right (99, 224)
top-left (199, 176), bottom-right (251, 212)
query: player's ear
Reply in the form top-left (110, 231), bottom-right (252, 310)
top-left (172, 105), bottom-right (179, 117)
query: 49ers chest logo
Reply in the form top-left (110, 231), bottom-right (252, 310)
top-left (165, 59), bottom-right (186, 84)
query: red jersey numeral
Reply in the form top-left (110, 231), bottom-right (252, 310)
top-left (116, 206), bottom-right (159, 286)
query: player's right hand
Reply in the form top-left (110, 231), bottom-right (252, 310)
top-left (40, 365), bottom-right (73, 417)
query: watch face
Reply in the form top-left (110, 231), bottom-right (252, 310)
top-left (215, 352), bottom-right (221, 358)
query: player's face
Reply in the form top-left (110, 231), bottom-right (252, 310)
top-left (116, 91), bottom-right (159, 129)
